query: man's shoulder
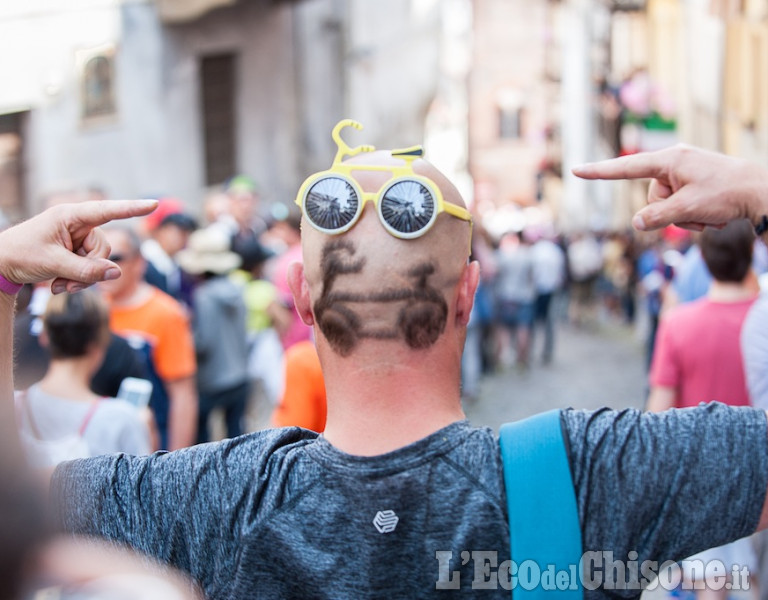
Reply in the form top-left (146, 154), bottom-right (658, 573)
top-left (663, 297), bottom-right (754, 329)
top-left (659, 297), bottom-right (709, 327)
top-left (113, 286), bottom-right (187, 323)
top-left (121, 287), bottom-right (189, 335)
top-left (58, 426), bottom-right (321, 485)
top-left (203, 427), bottom-right (322, 468)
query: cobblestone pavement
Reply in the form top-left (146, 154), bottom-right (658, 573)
top-left (463, 319), bottom-right (648, 432)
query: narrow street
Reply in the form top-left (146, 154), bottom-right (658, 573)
top-left (464, 319), bottom-right (648, 431)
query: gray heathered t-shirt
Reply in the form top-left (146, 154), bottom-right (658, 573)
top-left (51, 403), bottom-right (768, 599)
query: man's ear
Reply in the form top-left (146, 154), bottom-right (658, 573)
top-left (455, 260), bottom-right (480, 326)
top-left (286, 262), bottom-right (314, 326)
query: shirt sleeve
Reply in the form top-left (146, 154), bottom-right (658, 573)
top-left (563, 403), bottom-right (768, 593)
top-left (742, 297), bottom-right (768, 409)
top-left (52, 446), bottom-right (228, 581)
top-left (50, 428), bottom-right (314, 596)
top-left (649, 313), bottom-right (679, 390)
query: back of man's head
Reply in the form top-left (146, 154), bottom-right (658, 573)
top-left (700, 219), bottom-right (755, 283)
top-left (297, 150), bottom-right (474, 359)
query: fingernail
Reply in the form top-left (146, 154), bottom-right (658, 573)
top-left (69, 283), bottom-right (86, 293)
top-left (104, 267), bottom-right (121, 281)
top-left (51, 283), bottom-right (66, 295)
top-left (632, 214), bottom-right (646, 231)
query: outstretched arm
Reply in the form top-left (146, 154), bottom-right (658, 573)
top-left (573, 144), bottom-right (768, 233)
top-left (0, 200), bottom-right (157, 458)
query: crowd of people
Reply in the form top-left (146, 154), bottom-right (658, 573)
top-left (14, 166), bottom-right (765, 457)
top-left (1, 134), bottom-right (768, 598)
top-left (9, 179), bottom-right (329, 462)
top-left (6, 174), bottom-right (660, 454)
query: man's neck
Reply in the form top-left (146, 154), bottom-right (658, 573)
top-left (320, 344), bottom-right (466, 456)
top-left (708, 272), bottom-right (759, 303)
top-left (109, 281), bottom-right (153, 308)
top-left (39, 359), bottom-right (99, 402)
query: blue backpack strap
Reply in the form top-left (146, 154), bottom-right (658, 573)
top-left (499, 409), bottom-right (583, 598)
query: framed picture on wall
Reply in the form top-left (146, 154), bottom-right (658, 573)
top-left (76, 44), bottom-right (118, 126)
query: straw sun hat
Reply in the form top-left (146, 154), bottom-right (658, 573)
top-left (176, 227), bottom-right (241, 275)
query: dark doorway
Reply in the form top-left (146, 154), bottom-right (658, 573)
top-left (200, 53), bottom-right (237, 186)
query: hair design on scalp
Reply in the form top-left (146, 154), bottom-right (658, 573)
top-left (397, 262), bottom-right (448, 350)
top-left (314, 240), bottom-right (366, 356)
top-left (313, 240), bottom-right (448, 356)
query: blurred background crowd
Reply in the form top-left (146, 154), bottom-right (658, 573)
top-left (13, 178), bottom-right (768, 454)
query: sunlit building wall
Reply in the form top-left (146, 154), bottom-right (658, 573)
top-left (0, 0), bottom-right (446, 220)
top-left (468, 0), bottom-right (551, 213)
top-left (608, 0), bottom-right (768, 161)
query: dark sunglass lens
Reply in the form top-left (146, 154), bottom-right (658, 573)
top-left (304, 177), bottom-right (359, 231)
top-left (380, 181), bottom-right (435, 234)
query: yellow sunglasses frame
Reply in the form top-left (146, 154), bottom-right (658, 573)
top-left (295, 119), bottom-right (473, 241)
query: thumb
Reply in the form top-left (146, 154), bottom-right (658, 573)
top-left (632, 204), bottom-right (677, 232)
top-left (50, 254), bottom-right (121, 294)
top-left (633, 186), bottom-right (694, 231)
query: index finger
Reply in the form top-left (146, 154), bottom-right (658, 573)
top-left (572, 152), bottom-right (668, 181)
top-left (69, 199), bottom-right (159, 227)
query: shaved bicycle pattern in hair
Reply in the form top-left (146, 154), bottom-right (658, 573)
top-left (397, 263), bottom-right (448, 350)
top-left (314, 240), bottom-right (367, 356)
top-left (314, 240), bottom-right (448, 356)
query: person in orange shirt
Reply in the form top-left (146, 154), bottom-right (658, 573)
top-left (271, 340), bottom-right (326, 433)
top-left (100, 226), bottom-right (198, 450)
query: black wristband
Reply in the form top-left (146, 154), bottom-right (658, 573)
top-left (756, 215), bottom-right (768, 236)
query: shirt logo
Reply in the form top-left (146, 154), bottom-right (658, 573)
top-left (373, 510), bottom-right (399, 533)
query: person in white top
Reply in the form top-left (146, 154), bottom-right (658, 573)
top-left (17, 289), bottom-right (151, 466)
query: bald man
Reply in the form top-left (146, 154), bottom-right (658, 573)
top-left (44, 128), bottom-right (768, 598)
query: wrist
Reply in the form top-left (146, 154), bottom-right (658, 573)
top-left (0, 273), bottom-right (21, 296)
top-left (0, 231), bottom-right (23, 295)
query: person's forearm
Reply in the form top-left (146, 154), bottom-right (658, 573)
top-left (166, 378), bottom-right (198, 450)
top-left (0, 199), bottom-right (159, 462)
top-left (646, 386), bottom-right (676, 412)
top-left (0, 290), bottom-right (24, 465)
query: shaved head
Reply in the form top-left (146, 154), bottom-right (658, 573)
top-left (299, 151), bottom-right (472, 356)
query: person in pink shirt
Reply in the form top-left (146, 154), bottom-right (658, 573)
top-left (648, 219), bottom-right (759, 411)
top-left (648, 218), bottom-right (759, 598)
